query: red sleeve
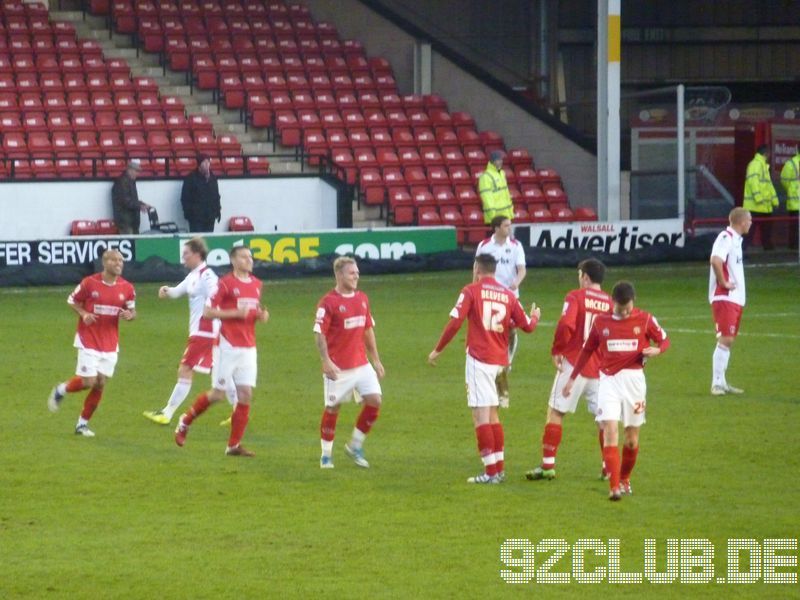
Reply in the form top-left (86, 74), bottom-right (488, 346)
top-left (313, 296), bottom-right (332, 335)
top-left (510, 299), bottom-right (537, 333)
top-left (647, 315), bottom-right (670, 353)
top-left (126, 282), bottom-right (136, 308)
top-left (210, 278), bottom-right (227, 309)
top-left (365, 295), bottom-right (374, 329)
top-left (68, 278), bottom-right (89, 305)
top-left (551, 294), bottom-right (578, 355)
top-left (434, 318), bottom-right (463, 353)
top-left (569, 322), bottom-right (600, 379)
top-left (434, 287), bottom-right (471, 352)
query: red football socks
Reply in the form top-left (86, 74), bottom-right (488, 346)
top-left (542, 423), bottom-right (562, 469)
top-left (320, 410), bottom-right (339, 442)
top-left (183, 393), bottom-right (210, 426)
top-left (228, 403), bottom-right (250, 448)
top-left (491, 422), bottom-right (505, 473)
top-left (66, 376), bottom-right (86, 393)
top-left (603, 445), bottom-right (621, 491)
top-left (80, 388), bottom-right (103, 420)
top-left (476, 424), bottom-right (497, 476)
top-left (355, 404), bottom-right (379, 435)
top-left (621, 445), bottom-right (639, 481)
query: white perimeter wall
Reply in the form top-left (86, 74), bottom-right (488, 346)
top-left (0, 177), bottom-right (339, 241)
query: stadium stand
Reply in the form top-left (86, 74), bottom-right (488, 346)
top-left (0, 0), bottom-right (592, 238)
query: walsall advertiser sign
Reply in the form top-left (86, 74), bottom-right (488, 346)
top-left (513, 219), bottom-right (685, 253)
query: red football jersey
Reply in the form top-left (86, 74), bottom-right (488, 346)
top-left (436, 277), bottom-right (537, 365)
top-left (572, 308), bottom-right (670, 376)
top-left (551, 287), bottom-right (613, 378)
top-left (211, 273), bottom-right (262, 348)
top-left (313, 289), bottom-right (374, 370)
top-left (69, 273), bottom-right (136, 352)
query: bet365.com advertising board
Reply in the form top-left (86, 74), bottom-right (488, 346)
top-left (134, 227), bottom-right (457, 265)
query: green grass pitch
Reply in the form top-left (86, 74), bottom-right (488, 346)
top-left (1, 260), bottom-right (798, 598)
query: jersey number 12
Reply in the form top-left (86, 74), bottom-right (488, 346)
top-left (482, 301), bottom-right (507, 333)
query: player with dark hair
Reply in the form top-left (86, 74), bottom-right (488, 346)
top-left (563, 281), bottom-right (670, 501)
top-left (48, 249), bottom-right (137, 437)
top-left (527, 258), bottom-right (613, 481)
top-left (175, 245), bottom-right (268, 457)
top-left (428, 254), bottom-right (541, 484)
top-left (314, 256), bottom-right (385, 469)
top-left (475, 215), bottom-right (527, 406)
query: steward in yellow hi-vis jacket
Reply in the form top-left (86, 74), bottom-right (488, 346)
top-left (780, 149), bottom-right (799, 249)
top-left (478, 151), bottom-right (513, 224)
top-left (742, 144), bottom-right (778, 250)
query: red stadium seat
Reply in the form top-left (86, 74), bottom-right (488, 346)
top-left (96, 219), bottom-right (119, 234)
top-left (574, 207), bottom-right (598, 221)
top-left (551, 206), bottom-right (575, 222)
top-left (417, 206), bottom-right (442, 226)
top-left (513, 205), bottom-right (532, 223)
top-left (530, 207), bottom-right (554, 222)
top-left (71, 220), bottom-right (99, 236)
top-left (229, 216), bottom-right (255, 231)
top-left (246, 156), bottom-right (271, 175)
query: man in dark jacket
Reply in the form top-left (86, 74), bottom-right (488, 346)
top-left (181, 155), bottom-right (221, 232)
top-left (111, 159), bottom-right (151, 234)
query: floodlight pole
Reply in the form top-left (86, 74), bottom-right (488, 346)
top-left (597, 0), bottom-right (621, 221)
top-left (677, 84), bottom-right (685, 220)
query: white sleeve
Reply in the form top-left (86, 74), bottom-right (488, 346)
top-left (514, 244), bottom-right (526, 267)
top-left (710, 233), bottom-right (731, 262)
top-left (166, 274), bottom-right (191, 298)
top-left (201, 269), bottom-right (219, 301)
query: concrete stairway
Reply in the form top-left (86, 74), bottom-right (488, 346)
top-left (48, 8), bottom-right (385, 227)
top-left (50, 10), bottom-right (303, 174)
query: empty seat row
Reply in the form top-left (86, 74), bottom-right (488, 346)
top-left (0, 155), bottom-right (269, 180)
top-left (1, 130), bottom-right (242, 159)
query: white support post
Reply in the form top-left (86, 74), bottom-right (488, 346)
top-left (413, 42), bottom-right (432, 95)
top-left (677, 84), bottom-right (685, 220)
top-left (597, 0), bottom-right (621, 221)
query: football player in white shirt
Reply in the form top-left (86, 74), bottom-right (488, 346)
top-left (143, 238), bottom-right (235, 424)
top-left (475, 215), bottom-right (527, 406)
top-left (708, 207), bottom-right (752, 396)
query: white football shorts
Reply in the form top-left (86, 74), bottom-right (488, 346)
top-left (465, 354), bottom-right (503, 408)
top-left (212, 343), bottom-right (257, 390)
top-left (76, 348), bottom-right (119, 378)
top-left (548, 358), bottom-right (599, 415)
top-left (594, 369), bottom-right (647, 428)
top-left (323, 363), bottom-right (382, 407)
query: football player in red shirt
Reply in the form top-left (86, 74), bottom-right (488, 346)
top-left (175, 245), bottom-right (269, 457)
top-left (47, 249), bottom-right (136, 437)
top-left (428, 254), bottom-right (541, 484)
top-left (527, 258), bottom-right (612, 481)
top-left (314, 257), bottom-right (385, 469)
top-left (563, 281), bottom-right (670, 501)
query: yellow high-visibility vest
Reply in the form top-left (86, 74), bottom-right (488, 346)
top-left (478, 162), bottom-right (513, 224)
top-left (780, 153), bottom-right (800, 211)
top-left (743, 152), bottom-right (778, 214)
